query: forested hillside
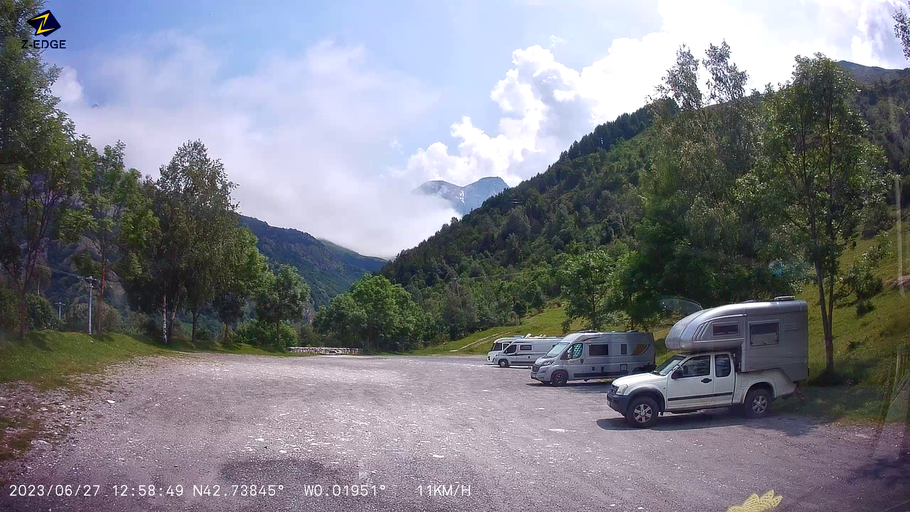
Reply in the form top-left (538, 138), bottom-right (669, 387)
top-left (241, 216), bottom-right (384, 307)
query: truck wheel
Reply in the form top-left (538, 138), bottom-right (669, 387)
top-left (743, 388), bottom-right (772, 419)
top-left (625, 396), bottom-right (659, 428)
top-left (498, 359), bottom-right (510, 368)
top-left (550, 371), bottom-right (568, 387)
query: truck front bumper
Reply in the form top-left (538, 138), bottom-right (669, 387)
top-left (607, 392), bottom-right (630, 415)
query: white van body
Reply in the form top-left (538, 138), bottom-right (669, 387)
top-left (491, 337), bottom-right (563, 368)
top-left (486, 336), bottom-right (523, 363)
top-left (530, 331), bottom-right (655, 386)
top-left (607, 297), bottom-right (808, 428)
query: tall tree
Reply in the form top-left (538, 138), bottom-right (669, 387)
top-left (67, 142), bottom-right (155, 335)
top-left (760, 54), bottom-right (890, 373)
top-left (123, 140), bottom-right (237, 343)
top-left (213, 227), bottom-right (268, 343)
top-left (256, 264), bottom-right (309, 348)
top-left (0, 0), bottom-right (91, 337)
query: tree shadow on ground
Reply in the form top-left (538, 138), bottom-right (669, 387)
top-left (22, 332), bottom-right (52, 351)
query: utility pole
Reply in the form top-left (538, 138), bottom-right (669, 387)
top-left (84, 276), bottom-right (100, 334)
top-left (898, 176), bottom-right (904, 296)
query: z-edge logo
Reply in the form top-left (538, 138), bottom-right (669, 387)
top-left (27, 10), bottom-right (61, 37)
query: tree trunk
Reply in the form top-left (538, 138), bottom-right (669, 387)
top-left (222, 323), bottom-right (230, 344)
top-left (191, 309), bottom-right (199, 344)
top-left (276, 317), bottom-right (281, 348)
top-left (167, 306), bottom-right (177, 344)
top-left (161, 295), bottom-right (168, 345)
top-left (18, 292), bottom-right (27, 340)
top-left (97, 259), bottom-right (106, 336)
top-left (815, 262), bottom-right (834, 373)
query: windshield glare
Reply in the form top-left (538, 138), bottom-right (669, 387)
top-left (545, 342), bottom-right (568, 357)
top-left (654, 355), bottom-right (686, 375)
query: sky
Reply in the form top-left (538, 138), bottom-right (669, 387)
top-left (44, 0), bottom-right (909, 258)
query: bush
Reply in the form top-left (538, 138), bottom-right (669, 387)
top-left (64, 302), bottom-right (123, 333)
top-left (26, 294), bottom-right (57, 330)
top-left (233, 319), bottom-right (297, 349)
top-left (0, 287), bottom-right (17, 335)
top-left (122, 311), bottom-right (151, 336)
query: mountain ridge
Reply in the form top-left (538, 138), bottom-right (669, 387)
top-left (415, 176), bottom-right (509, 215)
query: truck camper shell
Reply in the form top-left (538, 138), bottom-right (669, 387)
top-left (664, 296), bottom-right (808, 382)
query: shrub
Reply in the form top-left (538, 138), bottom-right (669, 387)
top-left (26, 294), bottom-right (57, 330)
top-left (233, 319), bottom-right (296, 349)
top-left (64, 302), bottom-right (123, 333)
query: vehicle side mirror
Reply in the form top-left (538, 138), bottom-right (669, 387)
top-left (671, 368), bottom-right (683, 380)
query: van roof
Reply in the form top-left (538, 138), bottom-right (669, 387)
top-left (562, 332), bottom-right (654, 344)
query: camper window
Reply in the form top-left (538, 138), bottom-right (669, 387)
top-left (568, 343), bottom-right (584, 359)
top-left (520, 344), bottom-right (532, 351)
top-left (504, 345), bottom-right (517, 354)
top-left (712, 323), bottom-right (739, 337)
top-left (620, 344), bottom-right (628, 355)
top-left (589, 344), bottom-right (609, 356)
top-left (749, 322), bottom-right (780, 347)
top-left (680, 355), bottom-right (711, 378)
top-left (715, 354), bottom-right (731, 377)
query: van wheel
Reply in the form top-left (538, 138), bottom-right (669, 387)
top-left (743, 388), bottom-right (772, 419)
top-left (625, 396), bottom-right (659, 428)
top-left (550, 371), bottom-right (568, 387)
top-left (498, 359), bottom-right (510, 368)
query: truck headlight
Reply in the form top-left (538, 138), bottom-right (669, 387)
top-left (615, 384), bottom-right (628, 395)
top-left (540, 360), bottom-right (553, 367)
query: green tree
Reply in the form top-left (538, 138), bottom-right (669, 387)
top-left (760, 54), bottom-right (890, 373)
top-left (213, 227), bottom-right (268, 343)
top-left (0, 0), bottom-right (92, 337)
top-left (556, 249), bottom-right (613, 331)
top-left (256, 264), bottom-right (309, 349)
top-left (894, 1), bottom-right (910, 60)
top-left (123, 140), bottom-right (237, 344)
top-left (66, 141), bottom-right (155, 335)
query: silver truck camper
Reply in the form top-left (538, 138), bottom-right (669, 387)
top-left (664, 296), bottom-right (809, 382)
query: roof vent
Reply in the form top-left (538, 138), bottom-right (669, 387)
top-left (773, 296), bottom-right (795, 301)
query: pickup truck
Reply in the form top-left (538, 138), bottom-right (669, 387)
top-left (606, 350), bottom-right (796, 428)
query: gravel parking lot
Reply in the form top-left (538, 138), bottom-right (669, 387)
top-left (1, 354), bottom-right (908, 512)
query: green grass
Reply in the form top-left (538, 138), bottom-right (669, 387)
top-left (0, 331), bottom-right (303, 390)
top-left (408, 307), bottom-right (585, 356)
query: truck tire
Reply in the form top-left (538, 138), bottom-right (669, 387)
top-left (550, 370), bottom-right (568, 387)
top-left (498, 359), bottom-right (510, 368)
top-left (743, 388), bottom-right (772, 419)
top-left (625, 396), bottom-right (659, 428)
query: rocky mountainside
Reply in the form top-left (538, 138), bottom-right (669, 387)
top-left (415, 176), bottom-right (509, 215)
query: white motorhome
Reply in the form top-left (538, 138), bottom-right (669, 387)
top-left (486, 336), bottom-right (524, 363)
top-left (607, 297), bottom-right (809, 428)
top-left (530, 331), bottom-right (655, 386)
top-left (491, 336), bottom-right (563, 368)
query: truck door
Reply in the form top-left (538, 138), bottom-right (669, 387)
top-left (666, 355), bottom-right (715, 410)
top-left (710, 354), bottom-right (735, 406)
top-left (565, 343), bottom-right (585, 378)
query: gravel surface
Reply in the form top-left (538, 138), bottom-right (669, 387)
top-left (0, 353), bottom-right (908, 512)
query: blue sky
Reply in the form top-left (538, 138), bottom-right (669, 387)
top-left (46, 0), bottom-right (909, 256)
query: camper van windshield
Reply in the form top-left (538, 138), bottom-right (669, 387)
top-left (545, 342), bottom-right (569, 357)
top-left (653, 355), bottom-right (686, 375)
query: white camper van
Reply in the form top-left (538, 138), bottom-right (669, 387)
top-left (607, 297), bottom-right (809, 428)
top-left (491, 337), bottom-right (563, 368)
top-left (487, 336), bottom-right (523, 363)
top-left (531, 331), bottom-right (655, 386)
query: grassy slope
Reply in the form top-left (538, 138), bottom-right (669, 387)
top-left (0, 331), bottom-right (303, 390)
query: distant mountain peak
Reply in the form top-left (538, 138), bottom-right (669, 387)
top-left (415, 176), bottom-right (509, 215)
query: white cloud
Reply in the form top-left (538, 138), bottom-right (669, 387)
top-left (402, 0), bottom-right (907, 188)
top-left (549, 35), bottom-right (567, 48)
top-left (54, 35), bottom-right (455, 258)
